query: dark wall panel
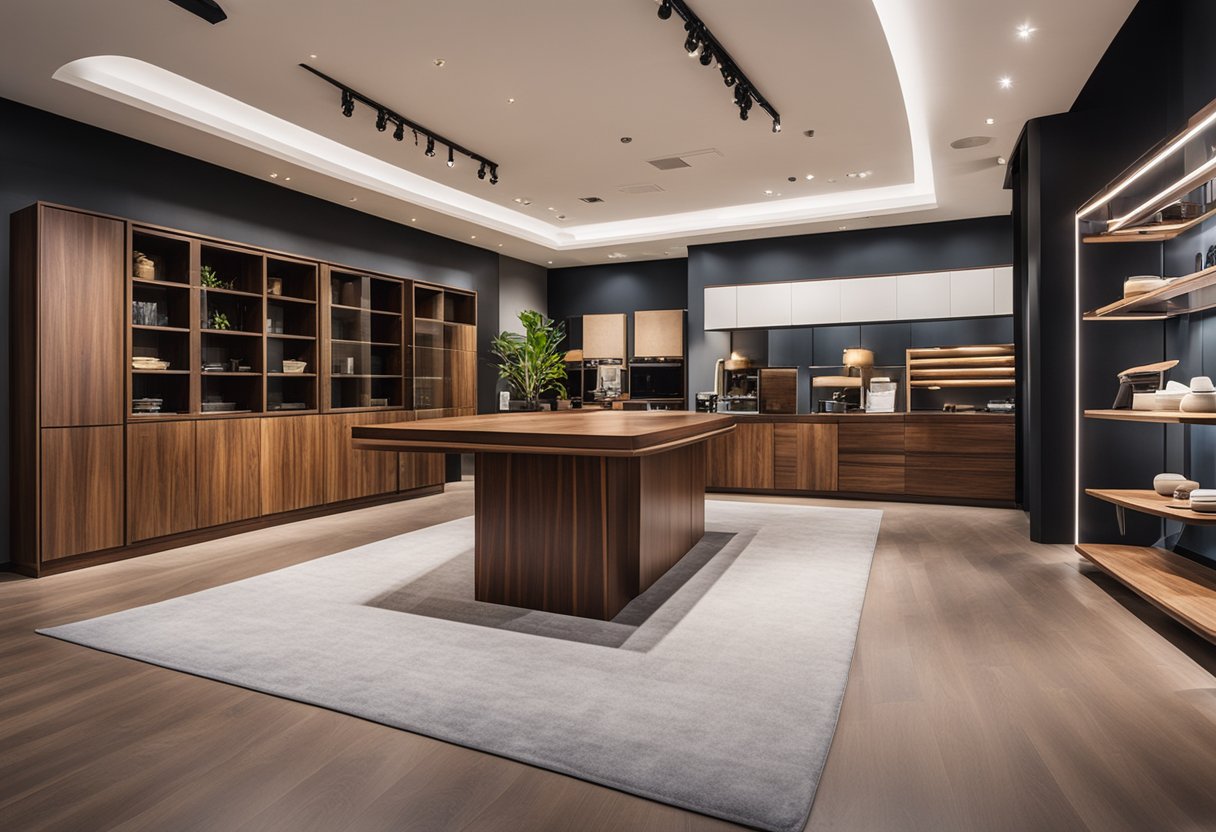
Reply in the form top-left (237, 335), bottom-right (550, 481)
top-left (0, 97), bottom-right (505, 563)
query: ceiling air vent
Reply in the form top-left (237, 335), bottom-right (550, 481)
top-left (618, 183), bottom-right (664, 195)
top-left (648, 157), bottom-right (692, 170)
top-left (579, 196), bottom-right (605, 203)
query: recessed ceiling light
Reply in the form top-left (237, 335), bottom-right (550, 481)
top-left (838, 225), bottom-right (847, 230)
top-left (764, 189), bottom-right (773, 195)
top-left (349, 197), bottom-right (357, 202)
top-left (497, 243), bottom-right (503, 247)
top-left (309, 54), bottom-right (318, 60)
top-left (410, 217), bottom-right (417, 222)
top-left (999, 76), bottom-right (1013, 90)
top-left (507, 97), bottom-right (516, 104)
top-left (433, 58), bottom-right (446, 67)
top-left (547, 207), bottom-right (557, 212)
top-left (787, 176), bottom-right (796, 183)
top-left (513, 197), bottom-right (532, 205)
top-left (556, 214), bottom-right (567, 220)
top-left (803, 130), bottom-right (815, 138)
top-left (284, 177), bottom-right (291, 181)
top-left (1016, 23), bottom-right (1036, 40)
top-left (470, 235), bottom-right (476, 239)
top-left (620, 136), bottom-right (633, 144)
top-left (950, 136), bottom-right (992, 149)
top-left (805, 174), bottom-right (815, 180)
top-left (608, 252), bottom-right (627, 259)
top-left (985, 117), bottom-right (995, 125)
top-left (997, 156), bottom-right (1008, 166)
top-left (547, 261), bottom-right (553, 265)
top-left (846, 170), bottom-right (873, 179)
top-left (269, 172), bottom-right (278, 178)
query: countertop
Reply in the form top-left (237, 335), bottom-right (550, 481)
top-left (718, 411), bottom-right (1015, 423)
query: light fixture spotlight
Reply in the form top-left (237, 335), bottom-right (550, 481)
top-left (999, 76), bottom-right (1013, 89)
top-left (303, 64), bottom-right (500, 185)
top-left (269, 172), bottom-right (278, 178)
top-left (1016, 22), bottom-right (1036, 40)
top-left (656, 0), bottom-right (780, 131)
top-left (507, 97), bottom-right (516, 104)
top-left (805, 173), bottom-right (815, 180)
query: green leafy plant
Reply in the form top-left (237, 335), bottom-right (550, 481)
top-left (200, 266), bottom-right (234, 289)
top-left (208, 310), bottom-right (231, 331)
top-left (491, 310), bottom-right (567, 403)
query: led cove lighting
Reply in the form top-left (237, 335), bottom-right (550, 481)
top-left (54, 52), bottom-right (934, 250)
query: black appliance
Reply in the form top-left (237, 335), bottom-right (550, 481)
top-left (695, 392), bottom-right (718, 412)
top-left (629, 361), bottom-right (684, 400)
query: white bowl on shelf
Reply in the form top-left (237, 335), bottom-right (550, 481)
top-left (1154, 473), bottom-right (1188, 496)
top-left (1188, 489), bottom-right (1216, 513)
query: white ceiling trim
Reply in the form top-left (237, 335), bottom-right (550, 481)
top-left (53, 0), bottom-right (936, 251)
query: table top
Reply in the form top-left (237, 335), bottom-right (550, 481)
top-left (351, 410), bottom-right (735, 456)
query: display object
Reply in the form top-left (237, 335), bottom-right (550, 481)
top-left (867, 377), bottom-right (897, 413)
top-left (1173, 481), bottom-right (1201, 501)
top-left (1154, 473), bottom-right (1188, 496)
top-left (1122, 275), bottom-right (1170, 297)
top-left (1111, 360), bottom-right (1177, 409)
top-left (1155, 380), bottom-right (1190, 411)
top-left (1181, 376), bottom-right (1216, 412)
top-left (1188, 489), bottom-right (1216, 513)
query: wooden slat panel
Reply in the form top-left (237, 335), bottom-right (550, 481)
top-left (127, 421), bottom-right (197, 542)
top-left (39, 206), bottom-right (125, 427)
top-left (706, 421), bottom-right (773, 489)
top-left (323, 411), bottom-right (401, 503)
top-left (197, 417), bottom-right (262, 527)
top-left (260, 415), bottom-right (324, 514)
top-left (759, 368), bottom-right (798, 415)
top-left (40, 426), bottom-right (124, 560)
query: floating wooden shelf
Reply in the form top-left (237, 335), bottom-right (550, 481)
top-left (1083, 409), bottom-right (1216, 424)
top-left (131, 369), bottom-right (189, 375)
top-left (201, 371), bottom-right (260, 377)
top-left (332, 374), bottom-right (401, 379)
top-left (202, 329), bottom-right (262, 337)
top-left (1086, 488), bottom-right (1216, 525)
top-left (266, 295), bottom-right (316, 305)
top-left (1082, 205), bottom-right (1216, 244)
top-left (268, 372), bottom-right (316, 377)
top-left (267, 333), bottom-right (315, 340)
top-left (332, 338), bottom-right (398, 347)
top-left (331, 303), bottom-right (402, 317)
top-left (905, 344), bottom-right (1016, 406)
top-left (1076, 543), bottom-right (1216, 642)
top-left (906, 346), bottom-right (1013, 359)
top-left (201, 286), bottom-right (263, 299)
top-left (1084, 264), bottom-right (1216, 320)
top-left (132, 324), bottom-right (189, 334)
top-left (910, 379), bottom-right (1016, 388)
top-left (132, 278), bottom-right (189, 290)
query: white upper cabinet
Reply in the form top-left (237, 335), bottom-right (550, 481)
top-left (950, 268), bottom-right (996, 317)
top-left (791, 280), bottom-right (842, 325)
top-left (896, 272), bottom-right (951, 320)
top-left (736, 283), bottom-right (792, 328)
top-left (993, 266), bottom-right (1014, 315)
top-left (840, 276), bottom-right (898, 322)
top-left (703, 286), bottom-right (737, 330)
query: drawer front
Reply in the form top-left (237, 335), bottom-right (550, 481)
top-left (838, 464), bottom-right (905, 494)
top-left (905, 463), bottom-right (1014, 501)
top-left (905, 422), bottom-right (1014, 455)
top-left (838, 423), bottom-right (905, 453)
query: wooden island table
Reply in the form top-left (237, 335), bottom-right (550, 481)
top-left (352, 410), bottom-right (734, 619)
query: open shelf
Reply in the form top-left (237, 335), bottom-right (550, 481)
top-left (1076, 544), bottom-right (1216, 642)
top-left (331, 303), bottom-right (401, 317)
top-left (905, 344), bottom-right (1016, 410)
top-left (1086, 489), bottom-right (1216, 525)
top-left (1084, 264), bottom-right (1216, 319)
top-left (131, 228), bottom-right (191, 285)
top-left (267, 257), bottom-right (318, 302)
top-left (200, 243), bottom-right (263, 295)
top-left (1084, 409), bottom-right (1216, 424)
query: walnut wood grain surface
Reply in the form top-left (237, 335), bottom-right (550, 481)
top-left (774, 423), bottom-right (838, 491)
top-left (260, 415), bottom-right (324, 514)
top-left (196, 417), bottom-right (262, 527)
top-left (707, 421), bottom-right (774, 490)
top-left (354, 411), bottom-right (734, 456)
top-left (323, 411), bottom-right (402, 503)
top-left (127, 421), bottom-right (198, 543)
top-left (39, 426), bottom-right (124, 560)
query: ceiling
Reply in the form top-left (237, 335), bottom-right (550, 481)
top-left (0, 0), bottom-right (1136, 267)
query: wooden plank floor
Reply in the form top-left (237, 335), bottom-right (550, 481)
top-left (2, 483), bottom-right (1216, 831)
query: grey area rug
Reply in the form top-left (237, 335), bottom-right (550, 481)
top-left (40, 500), bottom-right (881, 832)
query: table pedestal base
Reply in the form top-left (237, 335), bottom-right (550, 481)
top-left (474, 442), bottom-right (706, 620)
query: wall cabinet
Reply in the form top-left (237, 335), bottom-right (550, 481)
top-left (127, 421), bottom-right (197, 542)
top-left (40, 427), bottom-right (124, 560)
top-left (196, 418), bottom-right (261, 527)
top-left (582, 313), bottom-right (627, 360)
top-left (704, 266), bottom-right (1013, 330)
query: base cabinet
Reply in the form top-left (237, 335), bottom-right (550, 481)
top-left (197, 418), bottom-right (261, 527)
top-left (127, 421), bottom-right (197, 542)
top-left (707, 422), bottom-right (774, 489)
top-left (261, 416), bottom-right (325, 515)
top-left (324, 411), bottom-right (405, 503)
top-left (773, 423), bottom-right (837, 491)
top-left (40, 426), bottom-right (124, 560)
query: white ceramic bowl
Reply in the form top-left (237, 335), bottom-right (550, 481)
top-left (1181, 392), bottom-right (1216, 412)
top-left (1189, 489), bottom-right (1216, 512)
top-left (1190, 376), bottom-right (1215, 393)
top-left (1154, 473), bottom-right (1188, 496)
top-left (1123, 276), bottom-right (1168, 297)
top-left (1156, 391), bottom-right (1187, 411)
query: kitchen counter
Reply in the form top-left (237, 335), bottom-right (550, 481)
top-left (706, 411), bottom-right (1016, 506)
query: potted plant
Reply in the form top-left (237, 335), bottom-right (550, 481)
top-left (491, 310), bottom-right (567, 410)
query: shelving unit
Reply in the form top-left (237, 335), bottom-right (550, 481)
top-left (1076, 97), bottom-right (1216, 644)
top-left (411, 282), bottom-right (476, 413)
top-left (326, 269), bottom-right (404, 410)
top-left (905, 344), bottom-right (1015, 411)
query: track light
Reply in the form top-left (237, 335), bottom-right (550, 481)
top-left (302, 64), bottom-right (499, 184)
top-left (649, 1), bottom-right (780, 133)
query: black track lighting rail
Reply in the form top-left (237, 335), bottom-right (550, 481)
top-left (300, 64), bottom-right (500, 183)
top-left (655, 0), bottom-right (782, 132)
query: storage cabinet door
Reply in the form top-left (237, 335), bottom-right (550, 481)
top-left (950, 269), bottom-right (996, 318)
top-left (39, 207), bottom-right (125, 427)
top-left (261, 415), bottom-right (325, 514)
top-left (703, 286), bottom-right (737, 330)
top-left (790, 280), bottom-right (842, 326)
top-left (127, 421), bottom-right (197, 542)
top-left (447, 349), bottom-right (477, 410)
top-left (707, 422), bottom-right (774, 490)
top-left (897, 272), bottom-right (951, 320)
top-left (773, 423), bottom-right (838, 491)
top-left (41, 426), bottom-right (124, 560)
top-left (583, 313), bottom-right (627, 359)
top-left (400, 408), bottom-right (445, 491)
top-left (197, 418), bottom-right (261, 527)
top-left (324, 411), bottom-right (400, 503)
top-left (839, 276), bottom-right (898, 323)
top-left (736, 283), bottom-right (792, 328)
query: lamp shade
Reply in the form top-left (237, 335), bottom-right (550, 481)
top-left (842, 347), bottom-right (874, 369)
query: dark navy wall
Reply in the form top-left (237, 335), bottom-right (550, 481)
top-left (0, 97), bottom-right (506, 564)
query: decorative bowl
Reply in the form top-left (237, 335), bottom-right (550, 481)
top-left (1154, 473), bottom-right (1188, 496)
top-left (1181, 392), bottom-right (1216, 412)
